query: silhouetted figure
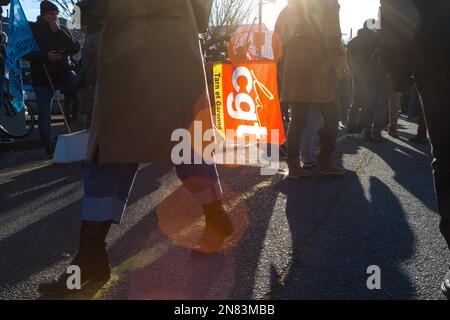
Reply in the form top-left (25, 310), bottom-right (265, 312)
top-left (380, 0), bottom-right (450, 298)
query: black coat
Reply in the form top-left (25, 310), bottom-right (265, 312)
top-left (28, 17), bottom-right (81, 88)
top-left (348, 27), bottom-right (388, 103)
top-left (379, 0), bottom-right (450, 91)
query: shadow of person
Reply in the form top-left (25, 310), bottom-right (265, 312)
top-left (274, 168), bottom-right (416, 299)
top-left (360, 137), bottom-right (437, 213)
top-left (0, 163), bottom-right (170, 297)
top-left (0, 161), bottom-right (84, 219)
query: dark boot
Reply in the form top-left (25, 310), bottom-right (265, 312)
top-left (319, 153), bottom-right (345, 176)
top-left (39, 221), bottom-right (112, 298)
top-left (388, 127), bottom-right (399, 138)
top-left (202, 200), bottom-right (234, 237)
top-left (442, 267), bottom-right (450, 299)
top-left (286, 157), bottom-right (312, 179)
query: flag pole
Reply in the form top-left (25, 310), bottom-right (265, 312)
top-left (257, 0), bottom-right (263, 59)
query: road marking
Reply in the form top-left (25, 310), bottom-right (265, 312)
top-left (92, 217), bottom-right (206, 300)
top-left (0, 160), bottom-right (53, 179)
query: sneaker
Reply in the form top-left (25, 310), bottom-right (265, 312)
top-left (372, 132), bottom-right (388, 143)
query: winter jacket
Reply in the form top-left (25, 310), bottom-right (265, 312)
top-left (28, 17), bottom-right (80, 88)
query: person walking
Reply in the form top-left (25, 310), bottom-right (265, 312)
top-left (39, 0), bottom-right (234, 298)
top-left (380, 0), bottom-right (450, 298)
top-left (275, 0), bottom-right (349, 179)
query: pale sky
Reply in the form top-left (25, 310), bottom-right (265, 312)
top-left (262, 0), bottom-right (380, 39)
top-left (17, 0), bottom-right (380, 40)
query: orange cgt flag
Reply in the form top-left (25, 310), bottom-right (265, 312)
top-left (212, 61), bottom-right (286, 145)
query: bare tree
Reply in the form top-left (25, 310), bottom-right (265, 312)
top-left (202, 0), bottom-right (256, 58)
top-left (34, 0), bottom-right (255, 56)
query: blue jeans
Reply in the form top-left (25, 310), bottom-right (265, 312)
top-left (300, 105), bottom-right (324, 164)
top-left (34, 86), bottom-right (55, 149)
top-left (288, 102), bottom-right (338, 159)
top-left (81, 162), bottom-right (223, 224)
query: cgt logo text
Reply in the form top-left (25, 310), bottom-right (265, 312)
top-left (224, 65), bottom-right (272, 139)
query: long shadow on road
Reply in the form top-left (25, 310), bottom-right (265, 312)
top-left (0, 133), bottom-right (433, 299)
top-left (269, 135), bottom-right (418, 299)
top-left (0, 162), bottom-right (170, 298)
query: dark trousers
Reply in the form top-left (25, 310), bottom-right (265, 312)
top-left (64, 93), bottom-right (80, 120)
top-left (287, 102), bottom-right (338, 160)
top-left (337, 78), bottom-right (351, 122)
top-left (358, 87), bottom-right (389, 134)
top-left (82, 161), bottom-right (222, 224)
top-left (34, 86), bottom-right (55, 149)
top-left (400, 92), bottom-right (410, 114)
top-left (347, 103), bottom-right (361, 130)
top-left (415, 79), bottom-right (450, 250)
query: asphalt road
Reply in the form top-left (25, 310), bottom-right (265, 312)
top-left (0, 118), bottom-right (448, 300)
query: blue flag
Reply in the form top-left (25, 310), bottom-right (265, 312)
top-left (5, 0), bottom-right (38, 113)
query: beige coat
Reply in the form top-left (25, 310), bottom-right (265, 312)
top-left (88, 0), bottom-right (213, 164)
top-left (275, 0), bottom-right (348, 104)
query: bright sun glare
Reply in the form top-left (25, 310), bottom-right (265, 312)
top-left (19, 0), bottom-right (380, 41)
top-left (262, 0), bottom-right (381, 39)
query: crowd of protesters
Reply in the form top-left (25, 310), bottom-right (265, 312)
top-left (0, 0), bottom-right (448, 299)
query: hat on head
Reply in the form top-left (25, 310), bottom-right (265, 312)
top-left (40, 0), bottom-right (59, 16)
